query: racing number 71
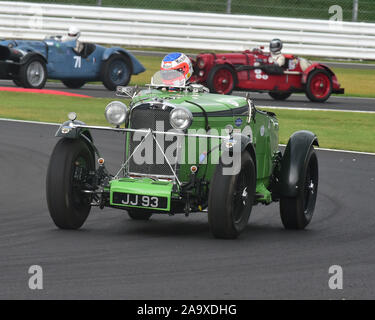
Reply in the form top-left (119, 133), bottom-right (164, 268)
top-left (74, 56), bottom-right (81, 69)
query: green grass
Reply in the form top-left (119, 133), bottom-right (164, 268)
top-left (0, 91), bottom-right (374, 153)
top-left (263, 108), bottom-right (375, 153)
top-left (333, 68), bottom-right (375, 98)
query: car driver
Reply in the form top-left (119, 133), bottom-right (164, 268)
top-left (269, 38), bottom-right (285, 67)
top-left (62, 26), bottom-right (84, 54)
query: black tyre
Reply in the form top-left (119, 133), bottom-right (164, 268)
top-left (305, 69), bottom-right (332, 102)
top-left (280, 146), bottom-right (318, 229)
top-left (208, 151), bottom-right (256, 239)
top-left (19, 56), bottom-right (47, 89)
top-left (46, 138), bottom-right (95, 229)
top-left (62, 79), bottom-right (86, 89)
top-left (268, 92), bottom-right (291, 100)
top-left (207, 64), bottom-right (236, 95)
top-left (12, 79), bottom-right (22, 87)
top-left (127, 210), bottom-right (153, 220)
top-left (101, 53), bottom-right (131, 91)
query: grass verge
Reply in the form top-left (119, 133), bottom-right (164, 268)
top-left (0, 91), bottom-right (374, 153)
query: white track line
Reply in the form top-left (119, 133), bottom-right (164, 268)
top-left (0, 118), bottom-right (59, 126)
top-left (1, 117), bottom-right (374, 156)
top-left (258, 105), bottom-right (375, 114)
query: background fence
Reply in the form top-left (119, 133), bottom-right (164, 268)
top-left (0, 1), bottom-right (374, 59)
top-left (5, 0), bottom-right (375, 23)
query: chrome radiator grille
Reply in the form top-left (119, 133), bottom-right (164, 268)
top-left (128, 103), bottom-right (179, 177)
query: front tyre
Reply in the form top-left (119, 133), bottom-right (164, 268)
top-left (46, 138), bottom-right (95, 229)
top-left (101, 53), bottom-right (131, 91)
top-left (19, 56), bottom-right (47, 89)
top-left (208, 151), bottom-right (256, 239)
top-left (280, 146), bottom-right (318, 229)
top-left (207, 64), bottom-right (236, 95)
top-left (305, 69), bottom-right (332, 102)
top-left (127, 210), bottom-right (152, 220)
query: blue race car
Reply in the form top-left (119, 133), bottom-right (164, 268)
top-left (0, 37), bottom-right (145, 90)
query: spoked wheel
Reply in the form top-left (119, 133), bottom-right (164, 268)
top-left (46, 138), bottom-right (95, 229)
top-left (19, 57), bottom-right (47, 89)
top-left (305, 69), bottom-right (332, 102)
top-left (207, 65), bottom-right (236, 95)
top-left (268, 92), bottom-right (291, 100)
top-left (101, 53), bottom-right (131, 91)
top-left (280, 146), bottom-right (318, 229)
top-left (127, 209), bottom-right (153, 220)
top-left (208, 151), bottom-right (256, 239)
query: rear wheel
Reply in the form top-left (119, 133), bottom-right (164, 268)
top-left (305, 69), bottom-right (332, 102)
top-left (207, 64), bottom-right (236, 95)
top-left (46, 138), bottom-right (95, 229)
top-left (127, 210), bottom-right (153, 220)
top-left (268, 92), bottom-right (291, 100)
top-left (62, 79), bottom-right (86, 89)
top-left (19, 56), bottom-right (47, 89)
top-left (101, 53), bottom-right (131, 91)
top-left (208, 151), bottom-right (256, 239)
top-left (280, 146), bottom-right (318, 229)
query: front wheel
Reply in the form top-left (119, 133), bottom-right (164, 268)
top-left (19, 56), bottom-right (47, 89)
top-left (101, 53), bottom-right (131, 91)
top-left (280, 146), bottom-right (318, 229)
top-left (268, 92), bottom-right (291, 100)
top-left (305, 69), bottom-right (332, 102)
top-left (207, 65), bottom-right (236, 95)
top-left (46, 138), bottom-right (95, 229)
top-left (208, 151), bottom-right (256, 239)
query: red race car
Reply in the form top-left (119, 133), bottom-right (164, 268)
top-left (190, 48), bottom-right (344, 102)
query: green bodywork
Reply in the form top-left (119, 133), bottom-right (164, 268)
top-left (108, 88), bottom-right (279, 212)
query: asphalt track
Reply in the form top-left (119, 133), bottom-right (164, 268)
top-left (0, 120), bottom-right (374, 299)
top-left (1, 79), bottom-right (375, 112)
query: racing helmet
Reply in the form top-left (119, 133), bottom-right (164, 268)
top-left (269, 38), bottom-right (283, 53)
top-left (160, 52), bottom-right (193, 86)
top-left (68, 26), bottom-right (81, 38)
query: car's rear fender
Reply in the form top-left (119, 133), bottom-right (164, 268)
top-left (102, 47), bottom-right (145, 75)
top-left (278, 130), bottom-right (318, 197)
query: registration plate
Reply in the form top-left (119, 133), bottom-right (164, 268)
top-left (112, 192), bottom-right (168, 209)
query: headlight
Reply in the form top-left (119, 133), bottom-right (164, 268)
top-left (104, 101), bottom-right (128, 126)
top-left (169, 108), bottom-right (193, 130)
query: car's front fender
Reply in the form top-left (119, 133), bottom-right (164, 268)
top-left (55, 120), bottom-right (93, 141)
top-left (301, 63), bottom-right (334, 84)
top-left (102, 47), bottom-right (145, 75)
top-left (278, 130), bottom-right (319, 197)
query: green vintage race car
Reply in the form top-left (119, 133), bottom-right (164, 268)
top-left (46, 70), bottom-right (319, 239)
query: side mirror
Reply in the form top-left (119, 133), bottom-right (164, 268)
top-left (116, 85), bottom-right (140, 99)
